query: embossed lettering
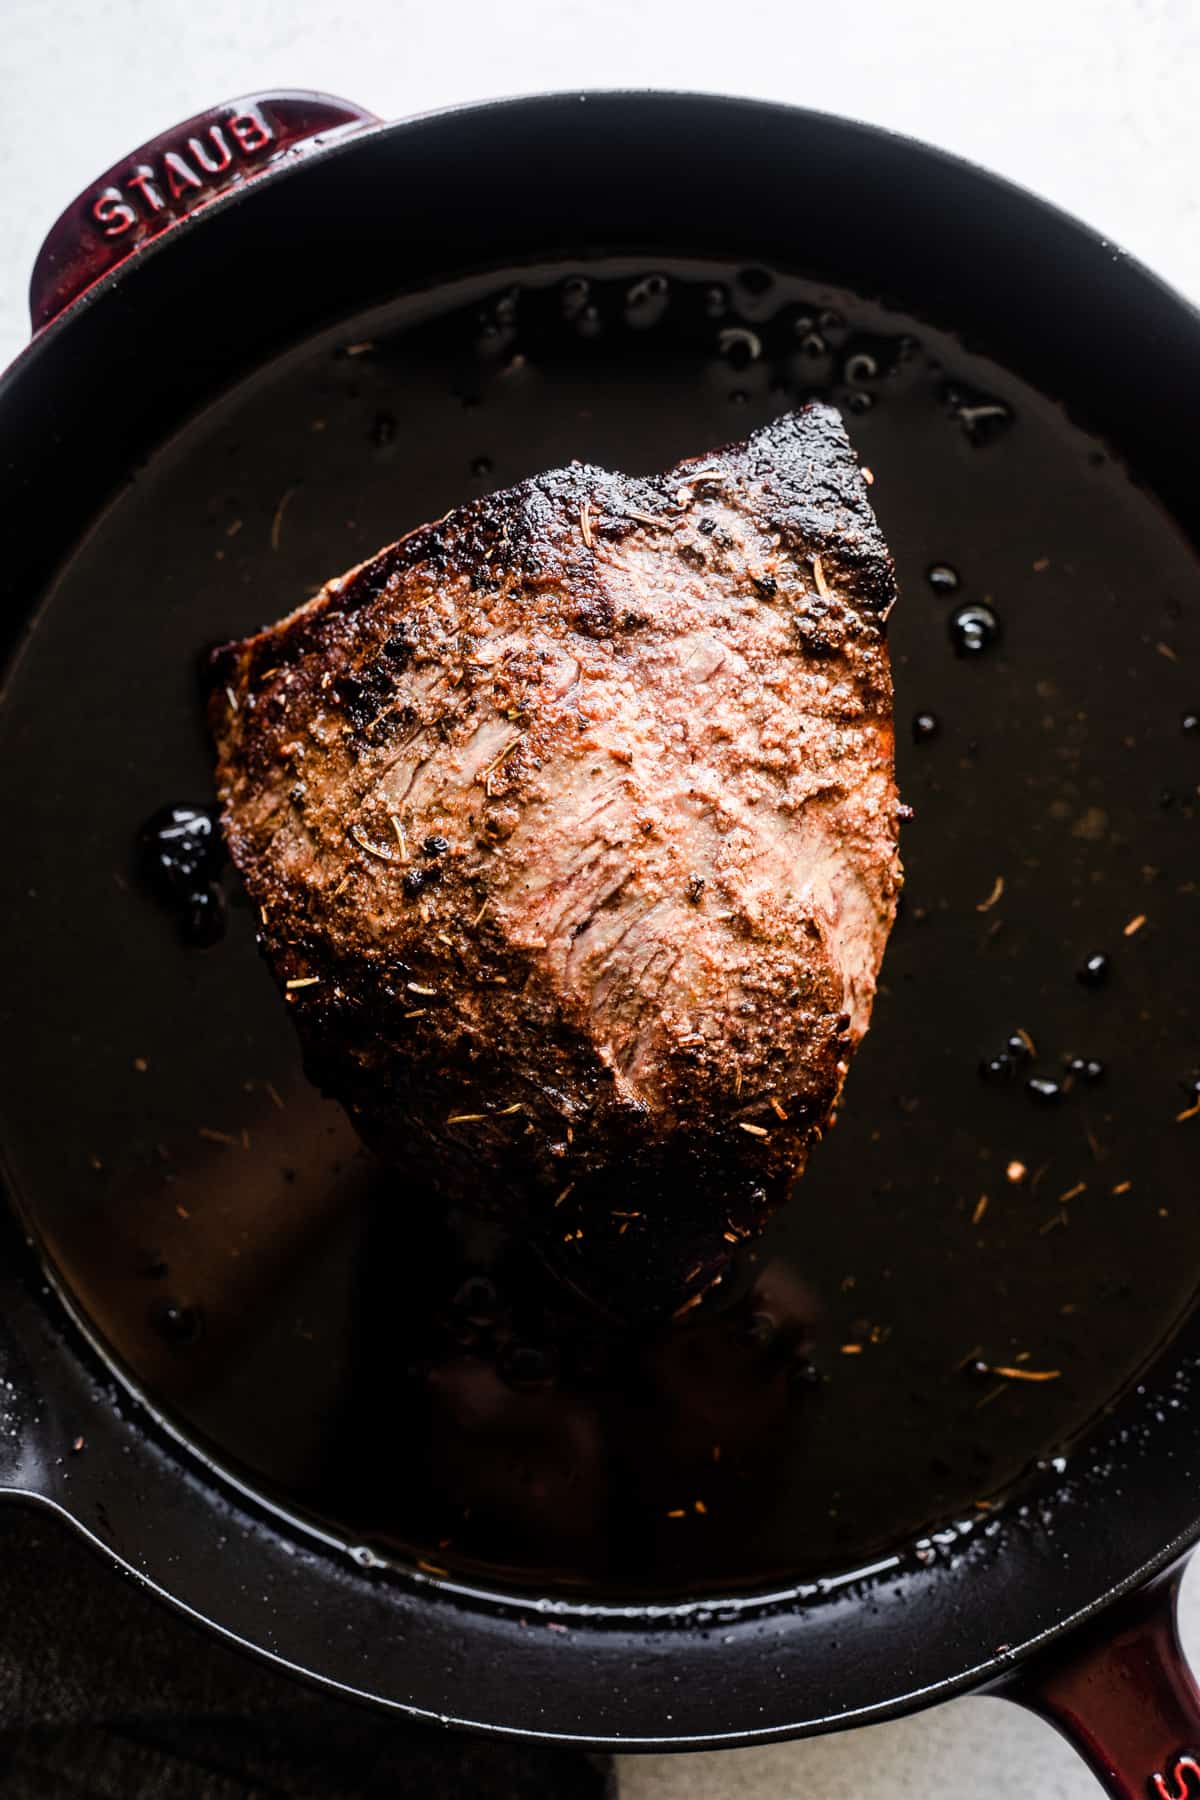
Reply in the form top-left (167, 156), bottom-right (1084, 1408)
top-left (228, 109), bottom-right (273, 154)
top-left (1153, 1752), bottom-right (1200, 1800)
top-left (92, 186), bottom-right (137, 237)
top-left (163, 150), bottom-right (202, 198)
top-left (187, 126), bottom-right (233, 175)
top-left (126, 166), bottom-right (165, 213)
top-left (85, 104), bottom-right (281, 252)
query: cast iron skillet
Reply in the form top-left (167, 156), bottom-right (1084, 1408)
top-left (2, 88), bottom-right (1200, 1794)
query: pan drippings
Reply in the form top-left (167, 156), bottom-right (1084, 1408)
top-left (1, 257), bottom-right (1198, 1599)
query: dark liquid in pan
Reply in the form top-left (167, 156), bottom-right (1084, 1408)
top-left (1, 259), bottom-right (1198, 1597)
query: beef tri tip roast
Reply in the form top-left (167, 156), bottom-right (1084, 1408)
top-left (212, 405), bottom-right (901, 1289)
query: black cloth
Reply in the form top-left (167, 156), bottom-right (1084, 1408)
top-left (0, 1507), bottom-right (613, 1798)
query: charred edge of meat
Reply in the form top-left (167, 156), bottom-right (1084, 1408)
top-left (207, 405), bottom-right (893, 707)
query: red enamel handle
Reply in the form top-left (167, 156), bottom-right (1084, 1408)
top-left (29, 89), bottom-right (379, 333)
top-left (1009, 1559), bottom-right (1200, 1798)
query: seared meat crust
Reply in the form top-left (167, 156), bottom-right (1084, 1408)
top-left (212, 406), bottom-right (900, 1233)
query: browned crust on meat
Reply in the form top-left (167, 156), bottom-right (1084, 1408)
top-left (212, 406), bottom-right (900, 1228)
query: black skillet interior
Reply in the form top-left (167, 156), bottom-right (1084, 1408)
top-left (1, 93), bottom-right (1199, 1737)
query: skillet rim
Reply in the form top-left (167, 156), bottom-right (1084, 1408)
top-left (2, 87), bottom-right (1200, 1745)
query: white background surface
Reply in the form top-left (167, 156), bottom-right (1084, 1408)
top-left (2, 1), bottom-right (1198, 1793)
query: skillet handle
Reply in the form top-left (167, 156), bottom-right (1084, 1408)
top-left (28, 90), bottom-right (379, 333)
top-left (1008, 1559), bottom-right (1200, 1799)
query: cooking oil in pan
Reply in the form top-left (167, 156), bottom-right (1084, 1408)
top-left (0, 258), bottom-right (1198, 1598)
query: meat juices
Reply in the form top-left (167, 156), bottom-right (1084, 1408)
top-left (212, 406), bottom-right (901, 1260)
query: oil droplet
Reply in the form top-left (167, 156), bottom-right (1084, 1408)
top-left (944, 382), bottom-right (1014, 447)
top-left (453, 1275), bottom-right (500, 1323)
top-left (844, 351), bottom-right (879, 384)
top-left (949, 603), bottom-right (1001, 657)
top-left (1026, 1077), bottom-right (1062, 1106)
top-left (705, 285), bottom-right (729, 318)
top-left (575, 305), bottom-right (603, 339)
top-left (561, 276), bottom-right (590, 319)
top-left (139, 804), bottom-right (226, 947)
top-left (926, 563), bottom-right (960, 595)
top-left (1077, 952), bottom-right (1112, 988)
top-left (624, 274), bottom-right (669, 328)
top-left (911, 711), bottom-right (940, 744)
top-left (350, 1544), bottom-right (385, 1569)
top-left (718, 326), bottom-right (762, 369)
top-left (799, 332), bottom-right (827, 359)
top-left (846, 391), bottom-right (874, 414)
top-left (737, 266), bottom-right (773, 297)
top-left (979, 1053), bottom-right (1014, 1084)
top-left (1006, 1034), bottom-right (1034, 1065)
top-left (745, 1310), bottom-right (778, 1349)
top-left (1183, 711), bottom-right (1199, 735)
top-left (151, 1299), bottom-right (203, 1345)
top-left (1067, 1057), bottom-right (1106, 1085)
top-left (369, 411), bottom-right (396, 448)
top-left (500, 1342), bottom-right (557, 1390)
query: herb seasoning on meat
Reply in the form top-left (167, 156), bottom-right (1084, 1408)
top-left (211, 408), bottom-right (901, 1266)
